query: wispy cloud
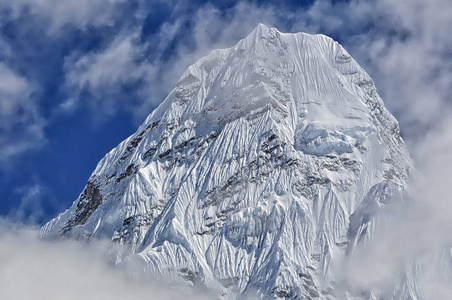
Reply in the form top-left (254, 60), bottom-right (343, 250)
top-left (60, 2), bottom-right (280, 121)
top-left (0, 0), bottom-right (126, 34)
top-left (9, 183), bottom-right (46, 224)
top-left (343, 128), bottom-right (452, 296)
top-left (62, 31), bottom-right (157, 118)
top-left (344, 0), bottom-right (452, 147)
top-left (7, 181), bottom-right (62, 225)
top-left (0, 63), bottom-right (45, 168)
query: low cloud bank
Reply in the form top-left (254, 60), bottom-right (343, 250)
top-left (0, 220), bottom-right (213, 300)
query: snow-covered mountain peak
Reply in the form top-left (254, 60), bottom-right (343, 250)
top-left (41, 25), bottom-right (415, 299)
top-left (146, 23), bottom-right (380, 136)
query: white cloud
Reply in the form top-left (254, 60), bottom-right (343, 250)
top-left (60, 3), bottom-right (280, 121)
top-left (0, 0), bottom-right (125, 34)
top-left (66, 34), bottom-right (150, 90)
top-left (343, 130), bottom-right (452, 296)
top-left (63, 31), bottom-right (157, 118)
top-left (0, 220), bottom-right (214, 300)
top-left (11, 184), bottom-right (45, 224)
top-left (0, 63), bottom-right (45, 166)
top-left (8, 182), bottom-right (62, 225)
top-left (334, 0), bottom-right (452, 147)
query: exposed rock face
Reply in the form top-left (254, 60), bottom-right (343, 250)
top-left (60, 181), bottom-right (103, 236)
top-left (40, 24), bottom-right (415, 299)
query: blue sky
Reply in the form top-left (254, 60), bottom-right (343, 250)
top-left (0, 0), bottom-right (451, 225)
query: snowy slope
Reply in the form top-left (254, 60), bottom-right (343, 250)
top-left (41, 24), bottom-right (415, 299)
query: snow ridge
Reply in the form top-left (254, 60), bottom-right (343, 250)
top-left (41, 24), bottom-right (415, 299)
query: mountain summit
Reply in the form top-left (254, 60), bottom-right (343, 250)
top-left (41, 24), bottom-right (415, 298)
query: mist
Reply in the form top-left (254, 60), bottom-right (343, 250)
top-left (0, 219), bottom-right (214, 300)
top-left (342, 116), bottom-right (452, 298)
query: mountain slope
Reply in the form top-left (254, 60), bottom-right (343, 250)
top-left (41, 24), bottom-right (414, 299)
